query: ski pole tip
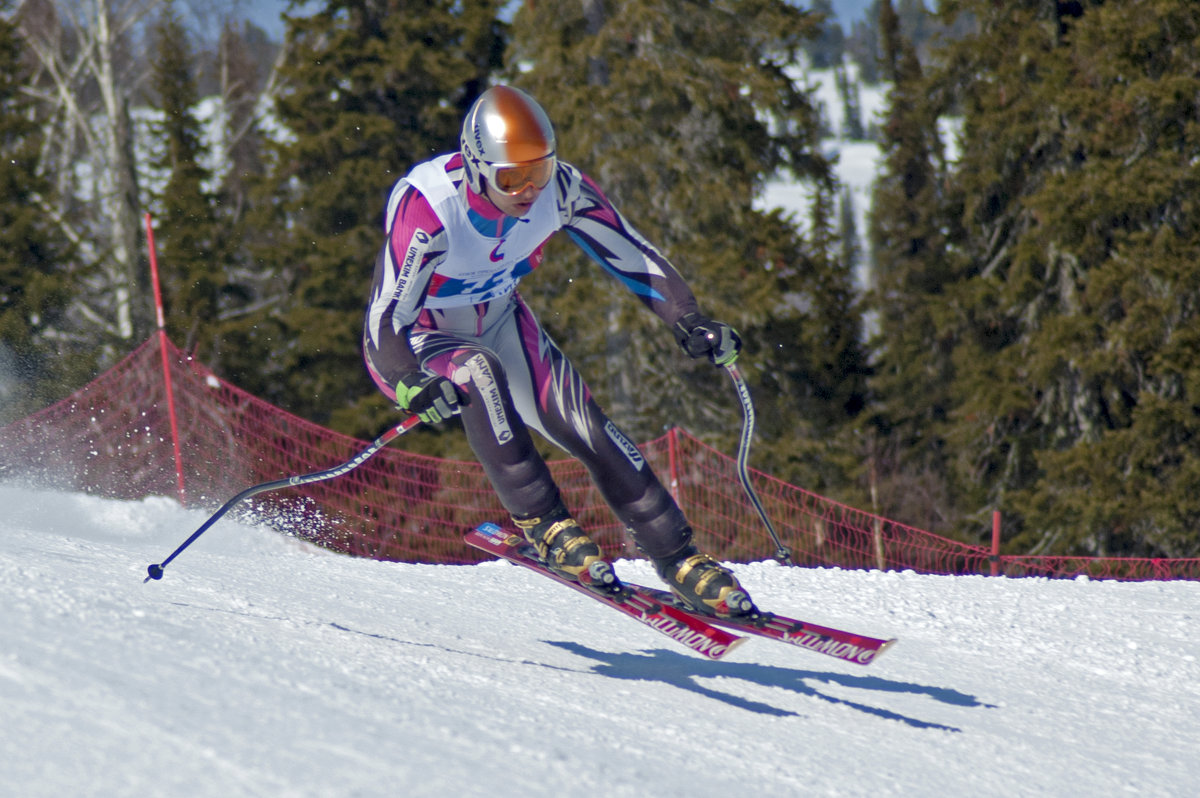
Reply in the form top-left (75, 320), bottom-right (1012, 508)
top-left (144, 563), bottom-right (165, 583)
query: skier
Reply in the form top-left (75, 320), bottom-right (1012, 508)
top-left (363, 85), bottom-right (755, 618)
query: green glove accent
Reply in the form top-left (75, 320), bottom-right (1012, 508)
top-left (396, 372), bottom-right (462, 424)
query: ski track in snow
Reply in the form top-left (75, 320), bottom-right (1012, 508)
top-left (2, 484), bottom-right (1198, 797)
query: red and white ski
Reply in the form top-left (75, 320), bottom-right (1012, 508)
top-left (637, 585), bottom-right (897, 666)
top-left (466, 523), bottom-right (896, 666)
top-left (465, 523), bottom-right (744, 660)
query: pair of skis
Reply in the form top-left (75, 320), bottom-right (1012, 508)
top-left (465, 523), bottom-right (896, 666)
top-left (146, 367), bottom-right (897, 666)
top-left (462, 368), bottom-right (895, 665)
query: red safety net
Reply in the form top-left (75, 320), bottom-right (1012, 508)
top-left (3, 335), bottom-right (1198, 580)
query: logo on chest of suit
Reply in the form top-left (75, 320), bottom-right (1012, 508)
top-left (489, 241), bottom-right (506, 262)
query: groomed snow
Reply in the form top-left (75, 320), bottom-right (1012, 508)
top-left (2, 484), bottom-right (1197, 797)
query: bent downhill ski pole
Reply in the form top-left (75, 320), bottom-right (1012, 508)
top-left (144, 414), bottom-right (422, 583)
top-left (725, 364), bottom-right (794, 565)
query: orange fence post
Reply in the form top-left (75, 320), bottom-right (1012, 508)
top-left (144, 212), bottom-right (187, 506)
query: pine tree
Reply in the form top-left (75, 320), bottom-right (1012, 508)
top-left (846, 2), bottom-right (883, 84)
top-left (838, 186), bottom-right (859, 276)
top-left (805, 0), bottom-right (846, 70)
top-left (238, 0), bottom-right (506, 436)
top-left (214, 21), bottom-right (275, 227)
top-left (863, 0), bottom-right (961, 533)
top-left (197, 20), bottom-right (286, 382)
top-left (0, 0), bottom-right (77, 422)
top-left (755, 179), bottom-right (870, 494)
top-left (147, 0), bottom-right (230, 355)
top-left (882, 0), bottom-right (1200, 556)
top-left (505, 0), bottom-right (853, 467)
top-left (836, 64), bottom-right (866, 141)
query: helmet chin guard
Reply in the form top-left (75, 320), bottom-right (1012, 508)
top-left (460, 85), bottom-right (557, 195)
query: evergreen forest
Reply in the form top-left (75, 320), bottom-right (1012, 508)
top-left (2, 0), bottom-right (1199, 560)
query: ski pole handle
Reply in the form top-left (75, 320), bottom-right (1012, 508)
top-left (144, 414), bottom-right (423, 583)
top-left (725, 364), bottom-right (794, 565)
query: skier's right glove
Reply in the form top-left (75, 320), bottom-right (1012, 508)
top-left (396, 372), bottom-right (462, 424)
top-left (673, 312), bottom-right (741, 366)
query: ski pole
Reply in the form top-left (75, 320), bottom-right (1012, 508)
top-left (144, 414), bottom-right (422, 583)
top-left (725, 363), bottom-right (794, 565)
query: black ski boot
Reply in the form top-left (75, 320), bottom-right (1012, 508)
top-left (513, 503), bottom-right (618, 591)
top-left (654, 545), bottom-right (756, 618)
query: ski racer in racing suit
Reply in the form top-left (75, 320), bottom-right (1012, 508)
top-left (363, 85), bottom-right (754, 618)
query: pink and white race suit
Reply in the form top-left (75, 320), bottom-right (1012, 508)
top-left (363, 153), bottom-right (701, 557)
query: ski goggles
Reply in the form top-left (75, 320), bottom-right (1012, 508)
top-left (485, 154), bottom-right (557, 195)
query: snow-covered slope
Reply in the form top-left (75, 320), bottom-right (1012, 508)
top-left (3, 484), bottom-right (1197, 797)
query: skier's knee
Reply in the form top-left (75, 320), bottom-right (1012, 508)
top-left (451, 350), bottom-right (510, 395)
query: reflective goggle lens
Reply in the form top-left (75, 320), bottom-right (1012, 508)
top-left (491, 156), bottom-right (556, 195)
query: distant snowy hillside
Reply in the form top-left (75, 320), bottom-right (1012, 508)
top-left (759, 61), bottom-right (888, 290)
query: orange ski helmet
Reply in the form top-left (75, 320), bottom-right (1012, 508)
top-left (460, 86), bottom-right (557, 196)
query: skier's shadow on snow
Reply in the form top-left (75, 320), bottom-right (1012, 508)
top-left (547, 641), bottom-right (983, 730)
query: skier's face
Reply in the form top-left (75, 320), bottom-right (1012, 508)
top-left (484, 180), bottom-right (542, 218)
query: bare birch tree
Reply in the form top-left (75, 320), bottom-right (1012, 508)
top-left (16, 0), bottom-right (288, 357)
top-left (17, 0), bottom-right (160, 348)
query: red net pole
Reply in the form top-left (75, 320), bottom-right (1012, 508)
top-left (991, 509), bottom-right (1001, 576)
top-left (144, 212), bottom-right (187, 506)
top-left (667, 426), bottom-right (679, 501)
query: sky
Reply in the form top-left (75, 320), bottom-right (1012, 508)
top-left (825, 0), bottom-right (876, 28)
top-left (3, 482), bottom-right (1198, 797)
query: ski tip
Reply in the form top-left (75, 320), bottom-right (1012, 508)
top-left (717, 636), bottom-right (750, 659)
top-left (871, 638), bottom-right (899, 662)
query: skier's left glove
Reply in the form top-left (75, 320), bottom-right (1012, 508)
top-left (673, 312), bottom-right (741, 366)
top-left (396, 372), bottom-right (463, 424)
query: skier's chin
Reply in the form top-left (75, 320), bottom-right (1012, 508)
top-left (485, 184), bottom-right (541, 217)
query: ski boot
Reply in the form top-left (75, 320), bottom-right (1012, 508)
top-left (654, 545), bottom-right (756, 618)
top-left (513, 502), bottom-right (619, 592)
